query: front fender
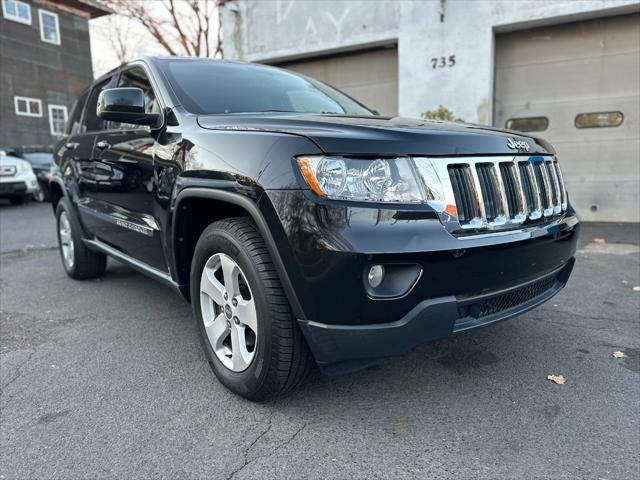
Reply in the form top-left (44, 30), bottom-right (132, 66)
top-left (171, 187), bottom-right (308, 320)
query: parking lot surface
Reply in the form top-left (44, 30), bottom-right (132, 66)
top-left (1, 201), bottom-right (639, 479)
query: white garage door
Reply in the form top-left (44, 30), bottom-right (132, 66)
top-left (494, 14), bottom-right (640, 222)
top-left (277, 47), bottom-right (398, 117)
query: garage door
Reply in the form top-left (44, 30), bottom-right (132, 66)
top-left (494, 14), bottom-right (640, 222)
top-left (277, 47), bottom-right (398, 117)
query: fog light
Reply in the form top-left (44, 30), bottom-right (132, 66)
top-left (367, 265), bottom-right (385, 288)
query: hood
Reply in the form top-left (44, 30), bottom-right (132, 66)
top-left (0, 154), bottom-right (24, 167)
top-left (196, 114), bottom-right (554, 157)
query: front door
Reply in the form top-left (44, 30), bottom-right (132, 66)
top-left (77, 66), bottom-right (167, 271)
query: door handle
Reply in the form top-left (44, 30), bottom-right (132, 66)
top-left (65, 142), bottom-right (79, 150)
top-left (95, 140), bottom-right (111, 150)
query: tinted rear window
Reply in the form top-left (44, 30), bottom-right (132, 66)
top-left (158, 59), bottom-right (374, 116)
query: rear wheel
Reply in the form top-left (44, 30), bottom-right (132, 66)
top-left (191, 217), bottom-right (313, 401)
top-left (56, 197), bottom-right (106, 280)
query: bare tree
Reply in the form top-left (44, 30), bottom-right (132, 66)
top-left (105, 15), bottom-right (144, 64)
top-left (102, 0), bottom-right (223, 58)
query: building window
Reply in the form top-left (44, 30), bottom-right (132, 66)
top-left (39, 9), bottom-right (60, 45)
top-left (575, 111), bottom-right (623, 129)
top-left (505, 117), bottom-right (549, 132)
top-left (2, 0), bottom-right (31, 24)
top-left (48, 104), bottom-right (68, 136)
top-left (14, 96), bottom-right (43, 117)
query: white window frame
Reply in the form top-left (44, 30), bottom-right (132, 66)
top-left (2, 0), bottom-right (32, 25)
top-left (38, 9), bottom-right (60, 45)
top-left (48, 104), bottom-right (68, 136)
top-left (14, 96), bottom-right (43, 117)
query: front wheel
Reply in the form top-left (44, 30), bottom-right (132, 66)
top-left (191, 217), bottom-right (313, 401)
top-left (33, 182), bottom-right (48, 202)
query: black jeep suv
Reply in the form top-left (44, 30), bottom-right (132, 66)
top-left (50, 57), bottom-right (579, 400)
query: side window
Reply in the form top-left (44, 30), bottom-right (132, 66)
top-left (505, 116), bottom-right (549, 133)
top-left (113, 66), bottom-right (159, 130)
top-left (66, 90), bottom-right (88, 135)
top-left (82, 77), bottom-right (113, 133)
top-left (575, 111), bottom-right (624, 129)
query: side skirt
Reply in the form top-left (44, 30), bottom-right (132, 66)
top-left (83, 238), bottom-right (181, 294)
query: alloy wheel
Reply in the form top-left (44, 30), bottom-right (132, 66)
top-left (199, 253), bottom-right (258, 372)
top-left (58, 211), bottom-right (75, 269)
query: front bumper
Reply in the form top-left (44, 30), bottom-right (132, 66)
top-left (0, 173), bottom-right (38, 197)
top-left (262, 190), bottom-right (579, 373)
top-left (300, 259), bottom-right (574, 374)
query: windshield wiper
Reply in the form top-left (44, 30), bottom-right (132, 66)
top-left (253, 110), bottom-right (298, 113)
top-left (254, 110), bottom-right (343, 114)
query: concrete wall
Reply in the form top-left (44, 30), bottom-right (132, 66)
top-left (0, 0), bottom-right (94, 148)
top-left (221, 0), bottom-right (640, 123)
top-left (221, 0), bottom-right (399, 63)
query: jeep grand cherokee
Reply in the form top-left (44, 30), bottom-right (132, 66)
top-left (50, 57), bottom-right (579, 400)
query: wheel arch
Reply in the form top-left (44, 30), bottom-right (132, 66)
top-left (49, 177), bottom-right (65, 212)
top-left (172, 188), bottom-right (305, 319)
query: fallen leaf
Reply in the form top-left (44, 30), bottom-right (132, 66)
top-left (633, 286), bottom-right (640, 292)
top-left (612, 351), bottom-right (626, 358)
top-left (391, 424), bottom-right (410, 436)
top-left (547, 374), bottom-right (566, 385)
top-left (593, 238), bottom-right (606, 244)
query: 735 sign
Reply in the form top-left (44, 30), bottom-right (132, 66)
top-left (431, 55), bottom-right (456, 69)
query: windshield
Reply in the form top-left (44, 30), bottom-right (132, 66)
top-left (23, 152), bottom-right (53, 165)
top-left (158, 59), bottom-right (375, 116)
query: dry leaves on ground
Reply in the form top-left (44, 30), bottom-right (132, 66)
top-left (612, 351), bottom-right (627, 358)
top-left (547, 374), bottom-right (566, 385)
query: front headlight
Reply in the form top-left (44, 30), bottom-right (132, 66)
top-left (17, 160), bottom-right (34, 174)
top-left (296, 155), bottom-right (431, 203)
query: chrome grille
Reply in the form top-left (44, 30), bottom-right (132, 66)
top-left (450, 157), bottom-right (566, 229)
top-left (448, 165), bottom-right (479, 223)
top-left (413, 156), bottom-right (567, 233)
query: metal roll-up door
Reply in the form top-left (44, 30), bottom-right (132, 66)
top-left (494, 14), bottom-right (640, 221)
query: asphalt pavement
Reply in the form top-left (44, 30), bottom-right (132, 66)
top-left (1, 201), bottom-right (639, 479)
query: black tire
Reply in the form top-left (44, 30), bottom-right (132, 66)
top-left (9, 195), bottom-right (29, 205)
top-left (56, 197), bottom-right (107, 280)
top-left (34, 182), bottom-right (50, 202)
top-left (191, 217), bottom-right (313, 401)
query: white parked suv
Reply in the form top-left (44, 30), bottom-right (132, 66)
top-left (0, 151), bottom-right (38, 205)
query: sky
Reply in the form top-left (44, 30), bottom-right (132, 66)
top-left (90, 12), bottom-right (166, 76)
top-left (89, 1), bottom-right (221, 77)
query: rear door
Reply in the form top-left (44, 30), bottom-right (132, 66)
top-left (61, 77), bottom-right (112, 226)
top-left (77, 66), bottom-right (167, 271)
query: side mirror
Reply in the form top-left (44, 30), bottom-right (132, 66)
top-left (96, 87), bottom-right (160, 127)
